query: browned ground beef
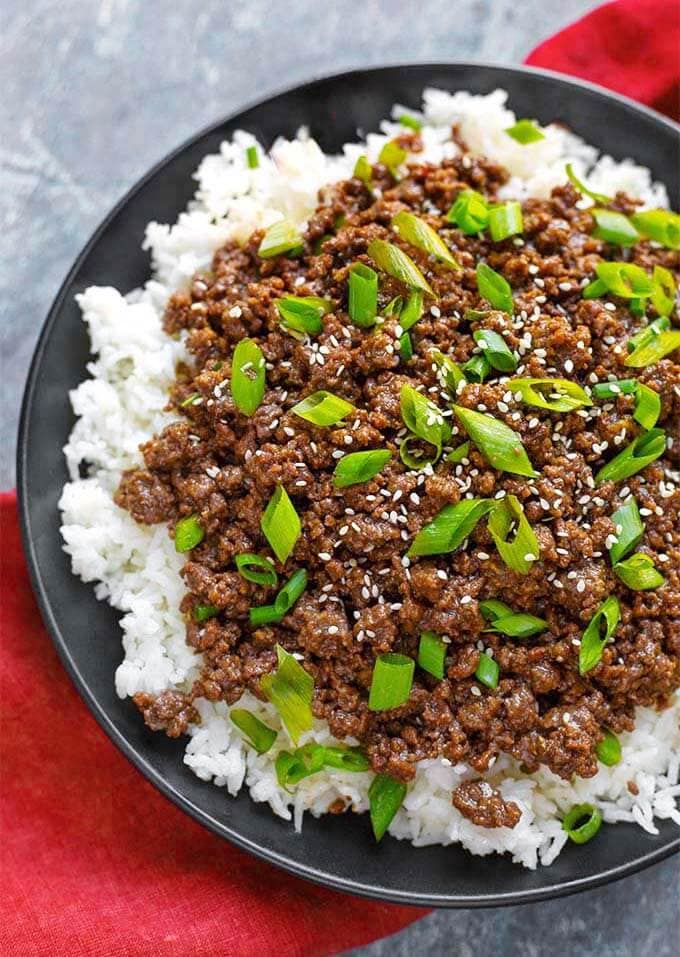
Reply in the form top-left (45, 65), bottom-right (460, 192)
top-left (452, 780), bottom-right (522, 828)
top-left (115, 145), bottom-right (680, 808)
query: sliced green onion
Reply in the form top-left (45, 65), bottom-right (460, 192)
top-left (399, 435), bottom-right (439, 471)
top-left (260, 644), bottom-right (313, 744)
top-left (348, 262), bottom-right (378, 327)
top-left (408, 498), bottom-right (493, 557)
top-left (235, 553), bottom-right (278, 587)
top-left (249, 604), bottom-right (283, 627)
top-left (230, 709), bottom-right (276, 753)
top-left (418, 631), bottom-right (447, 679)
top-left (591, 378), bottom-right (637, 400)
top-left (627, 317), bottom-right (670, 353)
top-left (591, 208), bottom-right (639, 246)
top-left (231, 338), bottom-right (265, 416)
top-left (446, 441), bottom-right (470, 464)
top-left (509, 377), bottom-right (591, 412)
top-left (476, 262), bottom-right (513, 313)
top-left (194, 603), bottom-right (219, 622)
top-left (378, 140), bottom-right (407, 176)
top-left (400, 384), bottom-right (451, 456)
top-left (368, 653), bottom-right (415, 711)
top-left (565, 163), bottom-right (611, 203)
top-left (475, 652), bottom-right (499, 689)
top-left (322, 745), bottom-right (371, 772)
top-left (246, 145), bottom-right (259, 169)
top-left (630, 297), bottom-right (647, 318)
top-left (275, 296), bottom-right (333, 336)
top-left (651, 264), bottom-right (676, 317)
top-left (488, 201), bottom-right (524, 242)
top-left (276, 742), bottom-right (325, 787)
top-left (462, 353), bottom-right (490, 383)
top-left (609, 497), bottom-right (643, 565)
top-left (562, 803), bottom-right (603, 844)
top-left (250, 568), bottom-right (308, 625)
top-left (392, 211), bottom-right (460, 269)
top-left (592, 262), bottom-right (655, 299)
top-left (633, 382), bottom-right (661, 429)
top-left (473, 328), bottom-right (518, 372)
top-left (332, 449), bottom-right (392, 488)
top-left (579, 596), bottom-right (620, 675)
top-left (369, 774), bottom-right (407, 841)
top-left (487, 494), bottom-right (540, 575)
top-left (631, 208), bottom-right (680, 250)
top-left (399, 332), bottom-right (413, 361)
top-left (258, 219), bottom-right (304, 258)
top-left (596, 729), bottom-right (622, 767)
top-left (433, 351), bottom-right (466, 393)
top-left (398, 113), bottom-right (423, 131)
top-left (595, 429), bottom-right (666, 484)
top-left (180, 392), bottom-right (202, 408)
top-left (505, 119), bottom-right (545, 144)
top-left (453, 406), bottom-right (537, 477)
top-left (582, 277), bottom-right (609, 299)
top-left (367, 239), bottom-right (434, 295)
top-left (479, 598), bottom-right (514, 622)
top-left (446, 189), bottom-right (490, 234)
top-left (261, 485), bottom-right (301, 564)
top-left (291, 390), bottom-right (355, 426)
top-left (353, 154), bottom-right (373, 189)
top-left (399, 289), bottom-right (424, 331)
top-left (175, 514), bottom-right (204, 552)
top-left (625, 329), bottom-right (680, 367)
top-left (486, 612), bottom-right (548, 638)
top-left (613, 552), bottom-right (664, 590)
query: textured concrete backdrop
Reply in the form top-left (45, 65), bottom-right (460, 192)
top-left (1, 1), bottom-right (677, 955)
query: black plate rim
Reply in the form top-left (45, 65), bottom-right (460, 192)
top-left (17, 61), bottom-right (680, 908)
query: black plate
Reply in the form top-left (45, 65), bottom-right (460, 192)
top-left (17, 63), bottom-right (680, 907)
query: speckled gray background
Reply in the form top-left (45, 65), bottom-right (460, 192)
top-left (1, 1), bottom-right (678, 954)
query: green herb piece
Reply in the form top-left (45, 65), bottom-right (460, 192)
top-left (235, 553), bottom-right (278, 587)
top-left (174, 514), bottom-right (204, 552)
top-left (592, 262), bottom-right (655, 299)
top-left (453, 406), bottom-right (537, 477)
top-left (194, 604), bottom-right (219, 622)
top-left (367, 239), bottom-right (434, 295)
top-left (249, 568), bottom-right (308, 626)
top-left (446, 189), bottom-right (490, 234)
top-left (400, 384), bottom-right (451, 457)
top-left (595, 429), bottom-right (666, 484)
top-left (378, 140), bottom-right (407, 176)
top-left (332, 449), bottom-right (392, 488)
top-left (399, 289), bottom-right (425, 331)
top-left (368, 653), bottom-right (415, 711)
top-left (475, 652), bottom-right (499, 689)
top-left (353, 154), bottom-right (373, 189)
top-left (473, 328), bottom-right (518, 372)
top-left (579, 596), bottom-right (620, 674)
top-left (231, 338), bottom-right (266, 416)
top-left (462, 353), bottom-right (491, 383)
top-left (246, 146), bottom-right (259, 169)
top-left (479, 599), bottom-right (514, 622)
top-left (505, 119), bottom-right (545, 144)
top-left (392, 211), bottom-right (460, 269)
top-left (488, 201), bottom-right (524, 242)
top-left (399, 332), bottom-right (413, 361)
top-left (476, 262), bottom-right (514, 313)
top-left (369, 774), bottom-right (407, 841)
top-left (398, 113), bottom-right (423, 131)
top-left (258, 219), bottom-right (304, 258)
top-left (591, 378), bottom-right (637, 400)
top-left (627, 316), bottom-right (671, 353)
top-left (276, 742), bottom-right (326, 787)
top-left (562, 803), bottom-right (603, 844)
top-left (596, 729), bottom-right (622, 767)
top-left (609, 497), bottom-right (643, 566)
top-left (408, 499), bottom-right (494, 557)
top-left (509, 377), bottom-right (591, 412)
top-left (625, 330), bottom-right (680, 367)
top-left (230, 709), bottom-right (276, 753)
top-left (417, 631), bottom-right (447, 679)
top-left (260, 644), bottom-right (313, 744)
top-left (275, 296), bottom-right (333, 336)
top-left (631, 209), bottom-right (680, 250)
top-left (446, 441), bottom-right (470, 464)
top-left (433, 351), bottom-right (466, 393)
top-left (487, 494), bottom-right (540, 575)
top-left (348, 262), bottom-right (379, 327)
top-left (486, 612), bottom-right (548, 638)
top-left (291, 390), bottom-right (355, 426)
top-left (565, 163), bottom-right (612, 203)
top-left (650, 264), bottom-right (676, 317)
top-left (261, 485), bottom-right (301, 564)
top-left (613, 553), bottom-right (664, 590)
top-left (633, 382), bottom-right (661, 429)
top-left (591, 208), bottom-right (640, 246)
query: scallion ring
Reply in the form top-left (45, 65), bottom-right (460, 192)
top-left (368, 653), bottom-right (415, 711)
top-left (261, 485), bottom-right (301, 564)
top-left (231, 338), bottom-right (266, 416)
top-left (595, 429), bottom-right (666, 484)
top-left (487, 494), bottom-right (540, 575)
top-left (235, 553), bottom-right (278, 587)
top-left (391, 211), bottom-right (460, 270)
top-left (260, 644), bottom-right (313, 744)
top-left (476, 262), bottom-right (514, 314)
top-left (174, 514), bottom-right (204, 553)
top-left (417, 631), bottom-right (447, 680)
top-left (488, 201), bottom-right (524, 242)
top-left (367, 239), bottom-right (434, 296)
top-left (348, 262), bottom-right (378, 327)
top-left (291, 390), bottom-right (355, 426)
top-left (332, 449), bottom-right (392, 488)
top-left (408, 498), bottom-right (494, 557)
top-left (230, 709), bottom-right (277, 754)
top-left (258, 219), bottom-right (304, 259)
top-left (505, 119), bottom-right (545, 144)
top-left (509, 377), bottom-right (591, 412)
top-left (473, 328), bottom-right (518, 372)
top-left (613, 552), bottom-right (664, 591)
top-left (453, 405), bottom-right (537, 478)
top-left (562, 803), bottom-right (603, 844)
top-left (578, 596), bottom-right (620, 675)
top-left (369, 774), bottom-right (407, 841)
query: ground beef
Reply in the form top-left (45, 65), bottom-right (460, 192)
top-left (119, 146), bottom-right (680, 826)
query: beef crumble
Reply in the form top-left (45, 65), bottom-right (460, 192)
top-left (115, 147), bottom-right (680, 815)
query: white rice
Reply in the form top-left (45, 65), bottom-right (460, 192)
top-left (59, 88), bottom-right (679, 868)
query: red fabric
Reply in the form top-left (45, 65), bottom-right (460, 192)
top-left (3, 5), bottom-right (678, 954)
top-left (525, 0), bottom-right (680, 121)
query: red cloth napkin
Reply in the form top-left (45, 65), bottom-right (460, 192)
top-left (2, 5), bottom-right (679, 955)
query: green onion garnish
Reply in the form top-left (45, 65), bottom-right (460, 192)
top-left (399, 436), bottom-right (440, 471)
top-left (258, 219), bottom-right (304, 258)
top-left (291, 390), bottom-right (355, 426)
top-left (596, 729), bottom-right (622, 767)
top-left (194, 603), bottom-right (219, 622)
top-left (353, 154), bottom-right (373, 189)
top-left (475, 652), bottom-right (499, 689)
top-left (369, 774), bottom-right (407, 841)
top-left (509, 377), bottom-right (591, 412)
top-left (479, 598), bottom-right (514, 622)
top-left (631, 208), bottom-right (680, 250)
top-left (368, 653), bottom-right (415, 711)
top-left (633, 382), bottom-right (661, 429)
top-left (565, 163), bottom-right (611, 203)
top-left (488, 201), bottom-right (524, 242)
top-left (367, 239), bottom-right (434, 295)
top-left (399, 289), bottom-right (425, 331)
top-left (398, 113), bottom-right (423, 131)
top-left (230, 708), bottom-right (277, 753)
top-left (378, 140), bottom-right (407, 177)
top-left (261, 485), bottom-right (301, 564)
top-left (579, 596), bottom-right (620, 675)
top-left (591, 378), bottom-right (637, 400)
top-left (446, 441), bottom-right (470, 463)
top-left (446, 189), bottom-right (490, 234)
top-left (174, 514), bottom-right (204, 552)
top-left (651, 264), bottom-right (676, 317)
top-left (332, 449), bottom-right (392, 488)
top-left (417, 631), bottom-right (447, 679)
top-left (590, 262), bottom-right (655, 299)
top-left (235, 553), bottom-right (278, 587)
top-left (231, 338), bottom-right (266, 416)
top-left (348, 262), bottom-right (378, 327)
top-left (453, 406), bottom-right (537, 477)
top-left (400, 384), bottom-right (451, 458)
top-left (433, 351), bottom-right (466, 393)
top-left (275, 296), bottom-right (333, 336)
top-left (485, 612), bottom-right (548, 638)
top-left (625, 329), bottom-right (680, 367)
top-left (562, 803), bottom-right (603, 844)
top-left (487, 494), bottom-right (540, 575)
top-left (626, 316), bottom-right (671, 353)
top-left (462, 354), bottom-right (490, 383)
top-left (246, 146), bottom-right (259, 169)
top-left (505, 119), bottom-right (545, 144)
top-left (473, 328), bottom-right (518, 372)
top-left (322, 745), bottom-right (371, 772)
top-left (399, 332), bottom-right (413, 361)
top-left (260, 644), bottom-right (313, 744)
top-left (609, 497), bottom-right (643, 566)
top-left (613, 552), bottom-right (664, 591)
top-left (476, 262), bottom-right (514, 313)
top-left (392, 211), bottom-right (460, 270)
top-left (408, 498), bottom-right (493, 557)
top-left (276, 742), bottom-right (325, 787)
top-left (249, 568), bottom-right (308, 627)
top-left (595, 429), bottom-right (666, 484)
top-left (590, 208), bottom-right (640, 246)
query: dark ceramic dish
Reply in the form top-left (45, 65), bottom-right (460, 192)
top-left (17, 63), bottom-right (680, 907)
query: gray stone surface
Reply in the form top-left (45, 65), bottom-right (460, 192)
top-left (1, 1), bottom-right (677, 954)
